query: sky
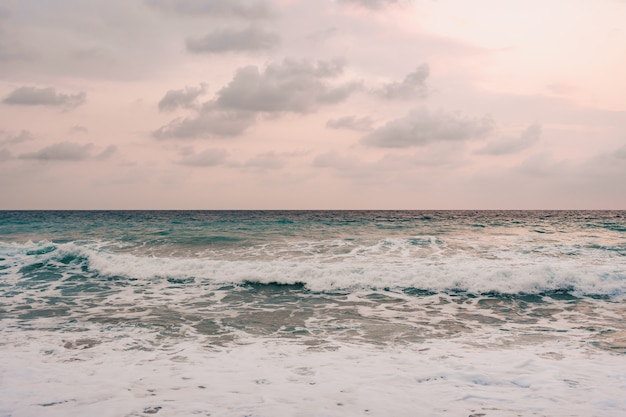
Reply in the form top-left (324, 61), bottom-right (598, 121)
top-left (0, 0), bottom-right (625, 209)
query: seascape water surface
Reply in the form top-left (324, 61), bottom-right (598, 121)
top-left (1, 210), bottom-right (625, 417)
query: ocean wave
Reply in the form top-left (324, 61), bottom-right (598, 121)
top-left (1, 240), bottom-right (625, 297)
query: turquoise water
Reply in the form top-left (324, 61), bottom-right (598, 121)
top-left (1, 211), bottom-right (625, 416)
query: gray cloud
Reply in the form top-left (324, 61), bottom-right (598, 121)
top-left (69, 125), bottom-right (89, 134)
top-left (312, 151), bottom-right (406, 181)
top-left (0, 0), bottom-right (13, 20)
top-left (154, 58), bottom-right (362, 139)
top-left (244, 151), bottom-right (287, 170)
top-left (145, 0), bottom-right (273, 19)
top-left (338, 0), bottom-right (403, 10)
top-left (307, 27), bottom-right (339, 44)
top-left (18, 142), bottom-right (94, 161)
top-left (614, 144), bottom-right (626, 159)
top-left (95, 145), bottom-right (117, 160)
top-left (313, 151), bottom-right (359, 171)
top-left (362, 109), bottom-right (494, 148)
top-left (326, 115), bottom-right (374, 132)
top-left (178, 148), bottom-right (227, 166)
top-left (0, 130), bottom-right (34, 145)
top-left (546, 83), bottom-right (575, 96)
top-left (186, 26), bottom-right (280, 54)
top-left (154, 102), bottom-right (257, 139)
top-left (376, 64), bottom-right (429, 100)
top-left (0, 0), bottom-right (22, 63)
top-left (3, 86), bottom-right (86, 109)
top-left (0, 148), bottom-right (11, 162)
top-left (158, 84), bottom-right (207, 112)
top-left (516, 152), bottom-right (567, 177)
top-left (476, 123), bottom-right (541, 155)
top-left (216, 58), bottom-right (360, 113)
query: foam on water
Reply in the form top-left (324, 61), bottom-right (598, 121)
top-left (1, 331), bottom-right (625, 417)
top-left (1, 211), bottom-right (625, 416)
top-left (2, 239), bottom-right (624, 296)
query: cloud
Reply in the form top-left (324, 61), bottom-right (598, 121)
top-left (516, 152), bottom-right (567, 177)
top-left (307, 27), bottom-right (339, 44)
top-left (244, 151), bottom-right (289, 170)
top-left (18, 142), bottom-right (94, 161)
top-left (0, 0), bottom-right (14, 20)
top-left (376, 64), bottom-right (429, 100)
top-left (476, 123), bottom-right (541, 155)
top-left (546, 83), bottom-right (575, 96)
top-left (313, 151), bottom-right (360, 171)
top-left (145, 0), bottom-right (273, 19)
top-left (69, 125), bottom-right (89, 134)
top-left (0, 130), bottom-right (34, 145)
top-left (312, 151), bottom-right (412, 181)
top-left (95, 145), bottom-right (117, 160)
top-left (326, 115), bottom-right (374, 132)
top-left (0, 148), bottom-right (11, 162)
top-left (338, 0), bottom-right (404, 10)
top-left (154, 58), bottom-right (362, 139)
top-left (215, 58), bottom-right (361, 113)
top-left (158, 84), bottom-right (207, 112)
top-left (3, 86), bottom-right (86, 109)
top-left (178, 148), bottom-right (227, 166)
top-left (186, 26), bottom-right (280, 54)
top-left (362, 108), bottom-right (494, 148)
top-left (0, 1), bottom-right (33, 65)
top-left (154, 102), bottom-right (257, 139)
top-left (614, 144), bottom-right (626, 159)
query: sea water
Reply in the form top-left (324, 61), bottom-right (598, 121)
top-left (0, 210), bottom-right (625, 417)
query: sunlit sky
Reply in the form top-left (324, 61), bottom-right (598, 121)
top-left (1, 0), bottom-right (625, 209)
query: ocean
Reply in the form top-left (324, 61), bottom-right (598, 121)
top-left (0, 210), bottom-right (625, 416)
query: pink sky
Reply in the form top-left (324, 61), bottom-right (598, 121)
top-left (0, 0), bottom-right (625, 209)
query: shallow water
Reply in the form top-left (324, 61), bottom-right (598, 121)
top-left (1, 211), bottom-right (625, 416)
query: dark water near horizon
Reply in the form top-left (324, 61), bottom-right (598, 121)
top-left (1, 210), bottom-right (625, 416)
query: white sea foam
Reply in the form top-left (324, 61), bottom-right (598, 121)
top-left (2, 223), bottom-right (626, 417)
top-left (2, 239), bottom-right (624, 296)
top-left (1, 329), bottom-right (624, 417)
